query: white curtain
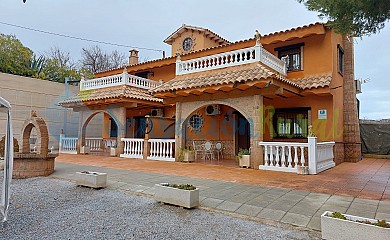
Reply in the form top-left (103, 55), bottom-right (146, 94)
top-left (0, 97), bottom-right (13, 223)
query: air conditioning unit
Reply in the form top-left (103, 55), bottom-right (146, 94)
top-left (151, 108), bottom-right (164, 117)
top-left (355, 79), bottom-right (362, 94)
top-left (205, 105), bottom-right (220, 116)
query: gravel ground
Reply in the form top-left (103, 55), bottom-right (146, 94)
top-left (0, 177), bottom-right (319, 240)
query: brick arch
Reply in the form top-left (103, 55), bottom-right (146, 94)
top-left (21, 111), bottom-right (49, 155)
top-left (179, 99), bottom-right (254, 137)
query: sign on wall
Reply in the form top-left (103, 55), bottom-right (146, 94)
top-left (318, 110), bottom-right (327, 120)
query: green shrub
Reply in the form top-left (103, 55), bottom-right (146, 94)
top-left (330, 212), bottom-right (347, 220)
top-left (165, 183), bottom-right (196, 190)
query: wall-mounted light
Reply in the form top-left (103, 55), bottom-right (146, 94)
top-left (224, 113), bottom-right (229, 121)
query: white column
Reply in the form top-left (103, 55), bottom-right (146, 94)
top-left (308, 137), bottom-right (318, 174)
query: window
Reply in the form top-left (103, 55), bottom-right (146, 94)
top-left (188, 113), bottom-right (204, 132)
top-left (273, 108), bottom-right (309, 138)
top-left (275, 43), bottom-right (304, 71)
top-left (338, 44), bottom-right (344, 74)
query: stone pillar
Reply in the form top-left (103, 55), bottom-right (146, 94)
top-left (175, 102), bottom-right (183, 161)
top-left (116, 107), bottom-right (127, 156)
top-left (250, 95), bottom-right (264, 169)
top-left (77, 110), bottom-right (85, 154)
top-left (343, 36), bottom-right (361, 162)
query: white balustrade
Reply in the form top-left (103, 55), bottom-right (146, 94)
top-left (80, 73), bottom-right (162, 91)
top-left (147, 139), bottom-right (175, 161)
top-left (59, 135), bottom-right (78, 154)
top-left (120, 138), bottom-right (144, 159)
top-left (260, 142), bottom-right (308, 173)
top-left (85, 138), bottom-right (102, 151)
top-left (315, 142), bottom-right (335, 173)
top-left (259, 137), bottom-right (336, 174)
top-left (104, 138), bottom-right (117, 148)
top-left (176, 44), bottom-right (287, 76)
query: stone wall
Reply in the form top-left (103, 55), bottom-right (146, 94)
top-left (0, 73), bottom-right (102, 150)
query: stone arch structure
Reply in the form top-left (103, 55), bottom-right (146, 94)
top-left (175, 95), bottom-right (263, 168)
top-left (77, 107), bottom-right (127, 155)
top-left (20, 111), bottom-right (49, 155)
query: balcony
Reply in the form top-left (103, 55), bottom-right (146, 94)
top-left (80, 73), bottom-right (162, 91)
top-left (176, 44), bottom-right (287, 76)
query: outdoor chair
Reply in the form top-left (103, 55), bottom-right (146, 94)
top-left (203, 141), bottom-right (215, 161)
top-left (214, 141), bottom-right (224, 161)
top-left (192, 140), bottom-right (204, 160)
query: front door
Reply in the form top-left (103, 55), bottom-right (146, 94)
top-left (235, 113), bottom-right (250, 153)
top-left (134, 117), bottom-right (146, 139)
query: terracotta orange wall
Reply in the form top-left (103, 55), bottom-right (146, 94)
top-left (131, 64), bottom-right (176, 83)
top-left (263, 95), bottom-right (337, 142)
top-left (264, 30), bottom-right (333, 79)
top-left (185, 105), bottom-right (234, 141)
top-left (170, 30), bottom-right (221, 56)
top-left (102, 113), bottom-right (110, 138)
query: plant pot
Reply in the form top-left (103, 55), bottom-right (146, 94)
top-left (183, 151), bottom-right (195, 162)
top-left (239, 155), bottom-right (250, 168)
top-left (110, 147), bottom-right (117, 157)
top-left (321, 211), bottom-right (390, 240)
top-left (80, 146), bottom-right (90, 154)
top-left (154, 183), bottom-right (199, 208)
top-left (75, 171), bottom-right (107, 188)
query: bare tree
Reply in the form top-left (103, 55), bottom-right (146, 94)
top-left (46, 46), bottom-right (75, 69)
top-left (80, 45), bottom-right (126, 73)
top-left (110, 50), bottom-right (126, 69)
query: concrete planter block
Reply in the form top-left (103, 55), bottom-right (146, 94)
top-left (110, 147), bottom-right (117, 157)
top-left (297, 165), bottom-right (309, 175)
top-left (183, 151), bottom-right (195, 162)
top-left (80, 146), bottom-right (90, 154)
top-left (154, 183), bottom-right (199, 208)
top-left (75, 171), bottom-right (107, 188)
top-left (239, 155), bottom-right (250, 168)
top-left (321, 211), bottom-right (390, 240)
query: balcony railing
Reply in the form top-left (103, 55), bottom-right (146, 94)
top-left (176, 44), bottom-right (287, 76)
top-left (80, 73), bottom-right (162, 91)
top-left (258, 137), bottom-right (335, 174)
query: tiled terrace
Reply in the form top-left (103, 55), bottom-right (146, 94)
top-left (56, 155), bottom-right (390, 201)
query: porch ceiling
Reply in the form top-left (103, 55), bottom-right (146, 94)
top-left (60, 85), bottom-right (163, 108)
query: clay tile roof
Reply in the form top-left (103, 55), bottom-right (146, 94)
top-left (292, 74), bottom-right (332, 90)
top-left (60, 85), bottom-right (163, 105)
top-left (164, 24), bottom-right (231, 45)
top-left (152, 63), bottom-right (300, 93)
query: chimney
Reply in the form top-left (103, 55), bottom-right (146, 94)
top-left (129, 49), bottom-right (139, 65)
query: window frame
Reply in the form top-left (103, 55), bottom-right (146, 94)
top-left (337, 44), bottom-right (344, 75)
top-left (275, 43), bottom-right (304, 72)
top-left (272, 107), bottom-right (310, 139)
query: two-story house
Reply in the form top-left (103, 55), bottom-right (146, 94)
top-left (60, 22), bottom-right (361, 174)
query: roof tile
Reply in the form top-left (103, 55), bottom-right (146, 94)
top-left (60, 85), bottom-right (163, 105)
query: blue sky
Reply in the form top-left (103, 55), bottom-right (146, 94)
top-left (0, 0), bottom-right (389, 119)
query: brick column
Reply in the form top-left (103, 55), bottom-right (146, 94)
top-left (250, 95), bottom-right (264, 169)
top-left (77, 110), bottom-right (85, 154)
top-left (116, 107), bottom-right (127, 156)
top-left (343, 36), bottom-right (361, 162)
top-left (175, 102), bottom-right (183, 161)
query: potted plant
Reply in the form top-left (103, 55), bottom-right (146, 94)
top-left (178, 148), bottom-right (195, 162)
top-left (321, 211), bottom-right (390, 240)
top-left (80, 145), bottom-right (90, 154)
top-left (237, 148), bottom-right (250, 168)
top-left (154, 183), bottom-right (199, 208)
top-left (75, 171), bottom-right (107, 189)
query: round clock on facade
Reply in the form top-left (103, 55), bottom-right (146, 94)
top-left (182, 37), bottom-right (193, 51)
